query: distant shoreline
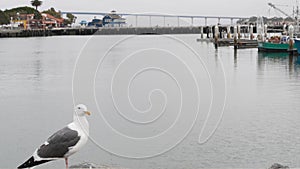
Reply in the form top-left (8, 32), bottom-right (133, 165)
top-left (0, 24), bottom-right (285, 38)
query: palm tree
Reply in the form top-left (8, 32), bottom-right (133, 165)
top-left (31, 0), bottom-right (42, 10)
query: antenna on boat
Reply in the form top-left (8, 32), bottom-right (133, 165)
top-left (295, 0), bottom-right (299, 34)
top-left (257, 16), bottom-right (264, 42)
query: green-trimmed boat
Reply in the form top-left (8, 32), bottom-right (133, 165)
top-left (258, 42), bottom-right (290, 52)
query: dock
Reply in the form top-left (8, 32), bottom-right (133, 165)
top-left (0, 28), bottom-right (99, 37)
top-left (212, 39), bottom-right (258, 49)
top-left (0, 27), bottom-right (202, 38)
top-left (0, 24), bottom-right (286, 38)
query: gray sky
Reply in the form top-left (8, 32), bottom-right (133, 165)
top-left (2, 0), bottom-right (299, 16)
top-left (2, 0), bottom-right (299, 25)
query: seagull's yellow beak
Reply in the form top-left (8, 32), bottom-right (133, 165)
top-left (84, 111), bottom-right (91, 116)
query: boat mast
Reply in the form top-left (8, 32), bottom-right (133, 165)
top-left (296, 1), bottom-right (299, 34)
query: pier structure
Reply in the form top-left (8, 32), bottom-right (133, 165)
top-left (61, 11), bottom-right (248, 27)
top-left (0, 24), bottom-right (287, 38)
top-left (0, 11), bottom-right (288, 38)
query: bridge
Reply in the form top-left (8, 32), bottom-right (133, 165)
top-left (61, 11), bottom-right (250, 27)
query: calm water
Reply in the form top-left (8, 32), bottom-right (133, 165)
top-left (0, 35), bottom-right (300, 169)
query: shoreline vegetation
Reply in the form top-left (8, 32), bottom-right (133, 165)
top-left (0, 5), bottom-right (75, 27)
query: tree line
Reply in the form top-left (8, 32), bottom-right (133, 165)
top-left (0, 0), bottom-right (75, 26)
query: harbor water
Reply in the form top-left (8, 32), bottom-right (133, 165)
top-left (0, 35), bottom-right (300, 169)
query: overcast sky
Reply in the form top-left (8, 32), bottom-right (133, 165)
top-left (2, 0), bottom-right (299, 16)
top-left (2, 0), bottom-right (299, 25)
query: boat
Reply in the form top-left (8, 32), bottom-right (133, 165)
top-left (258, 41), bottom-right (291, 52)
top-left (258, 41), bottom-right (298, 54)
top-left (257, 34), bottom-right (296, 53)
top-left (293, 38), bottom-right (300, 54)
top-left (256, 15), bottom-right (297, 53)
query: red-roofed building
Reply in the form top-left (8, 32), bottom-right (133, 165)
top-left (12, 13), bottom-right (64, 29)
top-left (41, 13), bottom-right (64, 28)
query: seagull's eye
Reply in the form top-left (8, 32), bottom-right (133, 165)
top-left (78, 107), bottom-right (81, 109)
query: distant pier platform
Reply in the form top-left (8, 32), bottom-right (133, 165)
top-left (0, 28), bottom-right (98, 38)
top-left (0, 27), bottom-right (201, 38)
top-left (0, 25), bottom-right (285, 38)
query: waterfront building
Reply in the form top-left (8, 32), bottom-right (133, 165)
top-left (87, 17), bottom-right (103, 27)
top-left (102, 10), bottom-right (126, 27)
top-left (41, 13), bottom-right (64, 28)
top-left (79, 20), bottom-right (88, 26)
top-left (12, 14), bottom-right (34, 29)
top-left (11, 13), bottom-right (64, 29)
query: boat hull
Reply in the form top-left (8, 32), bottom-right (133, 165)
top-left (258, 42), bottom-right (290, 52)
top-left (294, 39), bottom-right (300, 54)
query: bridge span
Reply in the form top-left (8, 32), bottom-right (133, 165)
top-left (61, 11), bottom-right (249, 26)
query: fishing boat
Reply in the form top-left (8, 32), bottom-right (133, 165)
top-left (255, 11), bottom-right (296, 53)
top-left (256, 19), bottom-right (295, 53)
top-left (294, 38), bottom-right (300, 54)
top-left (258, 41), bottom-right (290, 52)
top-left (258, 3), bottom-right (300, 53)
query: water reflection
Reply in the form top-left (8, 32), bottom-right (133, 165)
top-left (293, 56), bottom-right (300, 77)
top-left (257, 52), bottom-right (299, 74)
top-left (295, 56), bottom-right (300, 65)
top-left (258, 51), bottom-right (290, 60)
top-left (32, 38), bottom-right (44, 81)
top-left (233, 49), bottom-right (237, 68)
top-left (32, 49), bottom-right (43, 81)
top-left (32, 59), bottom-right (42, 90)
top-left (1, 36), bottom-right (300, 169)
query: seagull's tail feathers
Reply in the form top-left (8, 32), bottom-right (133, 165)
top-left (17, 156), bottom-right (51, 168)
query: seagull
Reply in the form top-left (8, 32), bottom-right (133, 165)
top-left (18, 104), bottom-right (91, 169)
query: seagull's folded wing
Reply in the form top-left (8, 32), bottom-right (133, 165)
top-left (37, 126), bottom-right (81, 158)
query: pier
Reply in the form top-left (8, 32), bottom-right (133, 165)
top-left (0, 10), bottom-right (288, 38)
top-left (0, 27), bottom-right (200, 37)
top-left (0, 24), bottom-right (286, 38)
top-left (61, 11), bottom-right (249, 27)
top-left (0, 28), bottom-right (98, 37)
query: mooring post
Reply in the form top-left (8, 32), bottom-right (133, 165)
top-left (177, 17), bottom-right (180, 27)
top-left (237, 24), bottom-right (241, 39)
top-left (206, 26), bottom-right (210, 38)
top-left (212, 25), bottom-right (215, 39)
top-left (288, 25), bottom-right (294, 51)
top-left (191, 17), bottom-right (194, 26)
top-left (227, 26), bottom-right (231, 39)
top-left (264, 24), bottom-right (268, 40)
top-left (200, 26), bottom-right (204, 39)
top-left (234, 25), bottom-right (238, 50)
top-left (214, 25), bottom-right (219, 49)
top-left (250, 24), bottom-right (254, 40)
top-left (205, 17), bottom-right (207, 26)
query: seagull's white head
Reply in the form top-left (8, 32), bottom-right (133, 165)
top-left (75, 104), bottom-right (91, 117)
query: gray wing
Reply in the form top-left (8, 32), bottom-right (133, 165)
top-left (37, 126), bottom-right (80, 158)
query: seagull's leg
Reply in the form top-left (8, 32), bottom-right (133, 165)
top-left (65, 158), bottom-right (68, 169)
